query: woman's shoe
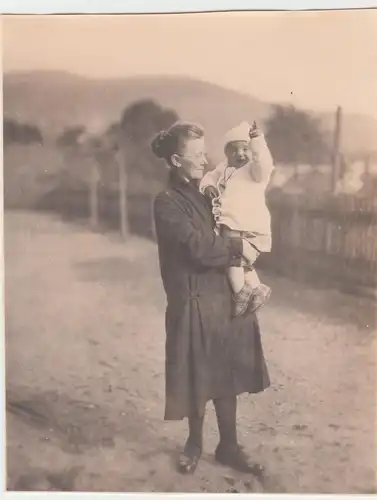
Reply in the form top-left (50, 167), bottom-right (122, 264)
top-left (177, 440), bottom-right (202, 474)
top-left (214, 443), bottom-right (264, 476)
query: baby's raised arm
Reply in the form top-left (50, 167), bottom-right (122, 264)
top-left (249, 127), bottom-right (275, 184)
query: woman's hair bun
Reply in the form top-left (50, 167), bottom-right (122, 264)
top-left (151, 130), bottom-right (170, 159)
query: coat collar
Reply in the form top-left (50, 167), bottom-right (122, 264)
top-left (168, 168), bottom-right (214, 219)
top-left (168, 169), bottom-right (202, 195)
top-left (168, 168), bottom-right (192, 188)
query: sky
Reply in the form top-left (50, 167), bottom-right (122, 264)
top-left (2, 10), bottom-right (377, 117)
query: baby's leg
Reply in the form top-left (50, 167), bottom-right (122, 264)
top-left (245, 257), bottom-right (272, 314)
top-left (245, 266), bottom-right (261, 289)
top-left (242, 243), bottom-right (260, 289)
top-left (228, 266), bottom-right (245, 295)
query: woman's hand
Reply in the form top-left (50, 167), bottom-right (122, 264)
top-left (204, 186), bottom-right (219, 200)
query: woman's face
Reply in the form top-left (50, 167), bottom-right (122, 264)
top-left (172, 137), bottom-right (208, 181)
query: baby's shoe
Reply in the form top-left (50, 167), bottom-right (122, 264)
top-left (248, 284), bottom-right (271, 314)
top-left (232, 282), bottom-right (254, 317)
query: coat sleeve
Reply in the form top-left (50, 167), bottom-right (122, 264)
top-left (199, 162), bottom-right (226, 194)
top-left (154, 192), bottom-right (243, 268)
top-left (249, 135), bottom-right (275, 183)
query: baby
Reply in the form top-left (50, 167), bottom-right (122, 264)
top-left (200, 121), bottom-right (275, 317)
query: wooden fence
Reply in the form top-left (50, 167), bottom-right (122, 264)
top-left (36, 186), bottom-right (157, 241)
top-left (261, 191), bottom-right (377, 289)
top-left (36, 184), bottom-right (377, 290)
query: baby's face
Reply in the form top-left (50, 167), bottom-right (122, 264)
top-left (225, 140), bottom-right (252, 169)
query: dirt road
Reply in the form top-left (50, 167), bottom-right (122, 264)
top-left (4, 211), bottom-right (377, 493)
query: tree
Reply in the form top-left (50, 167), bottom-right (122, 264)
top-left (56, 125), bottom-right (86, 148)
top-left (4, 118), bottom-right (43, 146)
top-left (20, 124), bottom-right (43, 144)
top-left (3, 119), bottom-right (18, 144)
top-left (118, 99), bottom-right (179, 238)
top-left (98, 122), bottom-right (120, 154)
top-left (119, 99), bottom-right (179, 184)
top-left (120, 99), bottom-right (178, 146)
top-left (265, 104), bottom-right (330, 166)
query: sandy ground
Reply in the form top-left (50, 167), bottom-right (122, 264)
top-left (4, 210), bottom-right (377, 493)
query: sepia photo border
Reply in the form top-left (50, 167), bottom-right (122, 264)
top-left (1, 1), bottom-right (376, 499)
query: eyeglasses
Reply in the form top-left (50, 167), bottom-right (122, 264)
top-left (178, 152), bottom-right (207, 160)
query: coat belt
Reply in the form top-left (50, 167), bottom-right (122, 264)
top-left (189, 293), bottom-right (201, 300)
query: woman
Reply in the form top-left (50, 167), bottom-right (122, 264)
top-left (151, 121), bottom-right (270, 475)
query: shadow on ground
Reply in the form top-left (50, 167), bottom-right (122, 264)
top-left (6, 387), bottom-right (175, 491)
top-left (74, 257), bottom-right (151, 285)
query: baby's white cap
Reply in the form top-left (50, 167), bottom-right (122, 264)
top-left (223, 121), bottom-right (252, 147)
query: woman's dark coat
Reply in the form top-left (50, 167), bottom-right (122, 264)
top-left (153, 171), bottom-right (270, 420)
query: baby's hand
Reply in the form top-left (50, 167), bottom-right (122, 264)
top-left (249, 121), bottom-right (262, 139)
top-left (204, 186), bottom-right (219, 200)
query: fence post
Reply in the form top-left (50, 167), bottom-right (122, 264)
top-left (291, 194), bottom-right (302, 280)
top-left (89, 161), bottom-right (100, 230)
top-left (117, 148), bottom-right (128, 239)
top-left (150, 195), bottom-right (157, 240)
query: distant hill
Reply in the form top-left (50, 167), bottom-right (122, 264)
top-left (3, 70), bottom-right (377, 162)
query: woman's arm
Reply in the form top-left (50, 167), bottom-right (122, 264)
top-left (199, 162), bottom-right (226, 194)
top-left (154, 191), bottom-right (243, 269)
